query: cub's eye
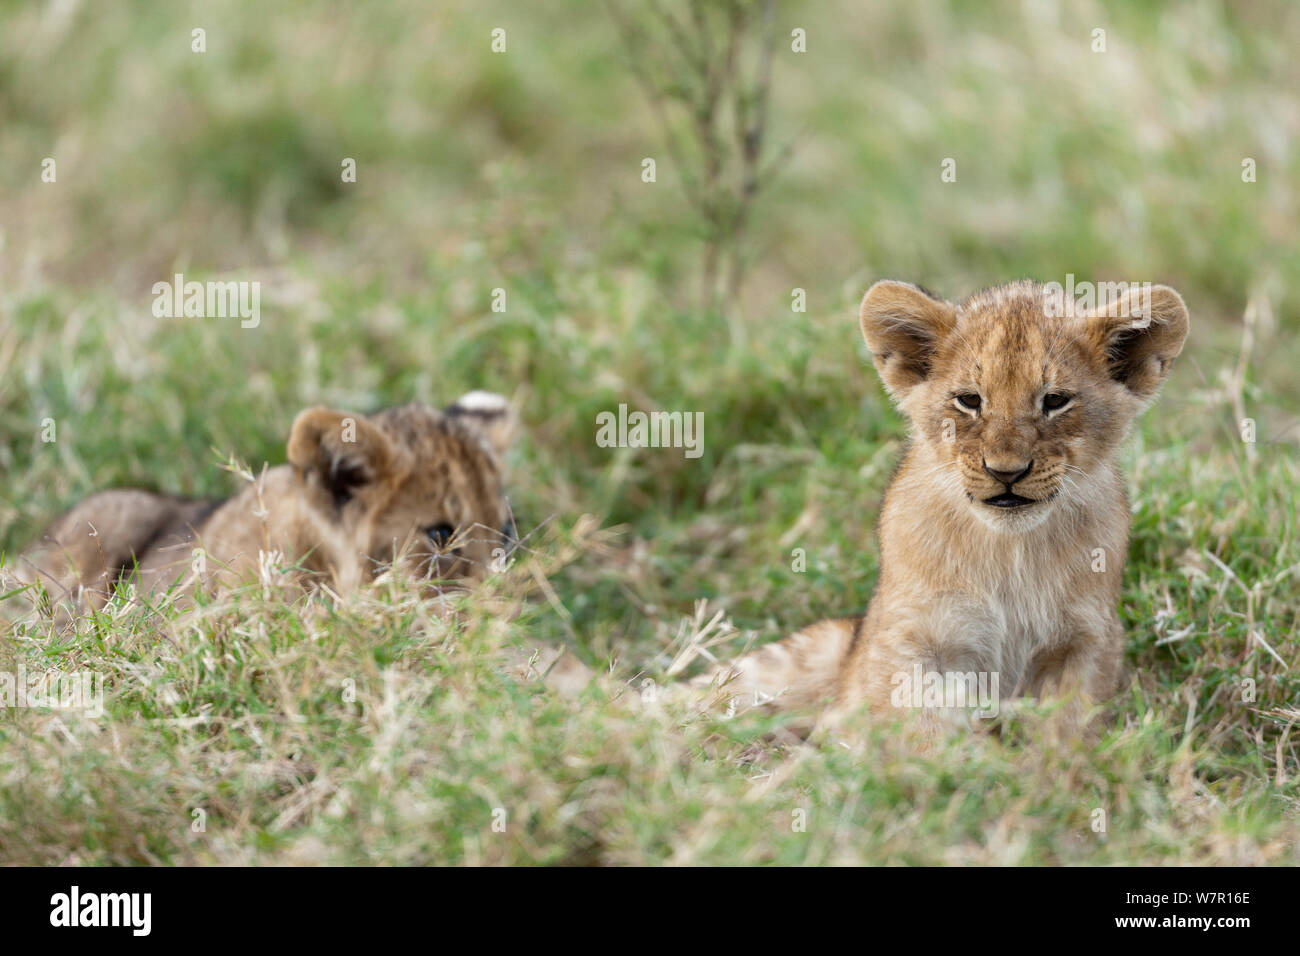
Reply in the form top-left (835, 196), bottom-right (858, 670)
top-left (426, 524), bottom-right (455, 548)
top-left (955, 393), bottom-right (982, 411)
top-left (1042, 392), bottom-right (1072, 413)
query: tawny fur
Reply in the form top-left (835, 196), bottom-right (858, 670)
top-left (708, 279), bottom-right (1189, 738)
top-left (15, 393), bottom-right (516, 610)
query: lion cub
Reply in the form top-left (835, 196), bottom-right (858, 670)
top-left (15, 392), bottom-right (516, 610)
top-left (710, 279), bottom-right (1189, 737)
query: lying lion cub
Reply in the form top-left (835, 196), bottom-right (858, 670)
top-left (707, 279), bottom-right (1188, 738)
top-left (16, 391), bottom-right (516, 610)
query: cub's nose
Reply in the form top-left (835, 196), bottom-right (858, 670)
top-left (983, 460), bottom-right (1032, 485)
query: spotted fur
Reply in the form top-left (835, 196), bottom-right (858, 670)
top-left (16, 392), bottom-right (516, 609)
top-left (708, 279), bottom-right (1189, 739)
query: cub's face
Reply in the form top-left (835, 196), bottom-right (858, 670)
top-left (287, 392), bottom-right (517, 586)
top-left (860, 280), bottom-right (1189, 532)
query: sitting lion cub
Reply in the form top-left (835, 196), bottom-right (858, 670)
top-left (16, 391), bottom-right (516, 610)
top-left (708, 279), bottom-right (1189, 738)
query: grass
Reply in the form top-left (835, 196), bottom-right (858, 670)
top-left (0, 0), bottom-right (1297, 864)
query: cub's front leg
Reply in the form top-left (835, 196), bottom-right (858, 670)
top-left (1018, 608), bottom-right (1125, 737)
top-left (819, 608), bottom-right (996, 745)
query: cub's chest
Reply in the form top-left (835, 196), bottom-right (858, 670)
top-left (939, 551), bottom-right (1078, 679)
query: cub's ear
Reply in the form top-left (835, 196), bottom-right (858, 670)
top-left (287, 408), bottom-right (400, 507)
top-left (445, 390), bottom-right (516, 460)
top-left (859, 280), bottom-right (958, 398)
top-left (1085, 285), bottom-right (1189, 400)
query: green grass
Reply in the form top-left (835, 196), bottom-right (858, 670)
top-left (1, 0), bottom-right (1297, 864)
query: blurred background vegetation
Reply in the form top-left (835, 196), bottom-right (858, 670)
top-left (0, 0), bottom-right (1297, 863)
top-left (2, 0), bottom-right (1295, 539)
top-left (4, 0), bottom-right (1297, 613)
